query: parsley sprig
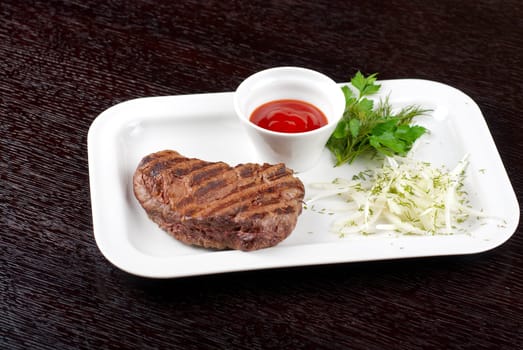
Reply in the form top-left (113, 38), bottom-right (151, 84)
top-left (326, 72), bottom-right (429, 165)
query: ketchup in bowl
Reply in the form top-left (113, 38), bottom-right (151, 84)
top-left (250, 99), bottom-right (328, 133)
top-left (234, 67), bottom-right (345, 172)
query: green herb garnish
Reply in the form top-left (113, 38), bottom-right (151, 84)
top-left (326, 71), bottom-right (429, 165)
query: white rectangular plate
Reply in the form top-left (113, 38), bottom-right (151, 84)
top-left (88, 79), bottom-right (519, 278)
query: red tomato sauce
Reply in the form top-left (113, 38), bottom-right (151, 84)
top-left (249, 99), bottom-right (328, 133)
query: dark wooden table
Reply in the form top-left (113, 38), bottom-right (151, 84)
top-left (2, 1), bottom-right (522, 349)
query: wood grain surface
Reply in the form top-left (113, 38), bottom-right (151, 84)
top-left (1, 0), bottom-right (522, 349)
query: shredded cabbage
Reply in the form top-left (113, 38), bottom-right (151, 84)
top-left (307, 155), bottom-right (485, 236)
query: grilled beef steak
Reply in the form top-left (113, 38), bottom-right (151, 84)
top-left (133, 150), bottom-right (305, 251)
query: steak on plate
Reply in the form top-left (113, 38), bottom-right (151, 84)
top-left (133, 150), bottom-right (305, 251)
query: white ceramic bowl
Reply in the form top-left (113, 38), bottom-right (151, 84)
top-left (233, 66), bottom-right (345, 172)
